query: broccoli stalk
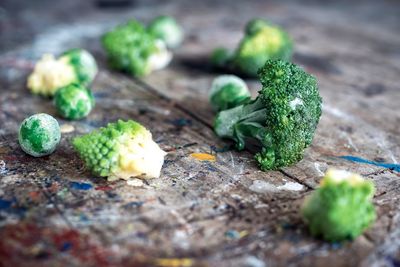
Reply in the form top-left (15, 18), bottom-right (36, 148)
top-left (73, 120), bottom-right (166, 181)
top-left (214, 60), bottom-right (322, 170)
top-left (302, 169), bottom-right (376, 242)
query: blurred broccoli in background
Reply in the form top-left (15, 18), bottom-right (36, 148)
top-left (213, 60), bottom-right (321, 170)
top-left (302, 169), bottom-right (376, 242)
top-left (212, 19), bottom-right (293, 77)
top-left (27, 49), bottom-right (97, 97)
top-left (209, 75), bottom-right (251, 111)
top-left (102, 19), bottom-right (174, 77)
top-left (148, 15), bottom-right (184, 49)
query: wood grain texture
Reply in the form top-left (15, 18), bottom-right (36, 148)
top-left (0, 0), bottom-right (399, 266)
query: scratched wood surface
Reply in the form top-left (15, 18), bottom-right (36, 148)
top-left (0, 0), bottom-right (400, 266)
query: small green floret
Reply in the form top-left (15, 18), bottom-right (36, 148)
top-left (54, 84), bottom-right (95, 120)
top-left (73, 120), bottom-right (166, 180)
top-left (212, 19), bottom-right (293, 77)
top-left (302, 169), bottom-right (376, 242)
top-left (60, 48), bottom-right (98, 85)
top-left (148, 15), bottom-right (183, 49)
top-left (102, 19), bottom-right (172, 77)
top-left (19, 113), bottom-right (61, 157)
top-left (209, 75), bottom-right (251, 111)
top-left (214, 60), bottom-right (322, 170)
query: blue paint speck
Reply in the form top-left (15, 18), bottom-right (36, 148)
top-left (169, 118), bottom-right (192, 127)
top-left (0, 198), bottom-right (12, 209)
top-left (339, 156), bottom-right (400, 172)
top-left (60, 242), bottom-right (72, 252)
top-left (124, 201), bottom-right (144, 208)
top-left (70, 182), bottom-right (93, 190)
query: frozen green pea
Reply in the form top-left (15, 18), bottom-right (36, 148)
top-left (19, 113), bottom-right (61, 157)
top-left (209, 75), bottom-right (251, 111)
top-left (54, 84), bottom-right (95, 120)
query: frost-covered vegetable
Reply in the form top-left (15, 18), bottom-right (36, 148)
top-left (209, 75), bottom-right (251, 111)
top-left (27, 49), bottom-right (98, 97)
top-left (19, 113), bottom-right (61, 157)
top-left (148, 15), bottom-right (184, 49)
top-left (73, 120), bottom-right (166, 181)
top-left (54, 84), bottom-right (95, 120)
top-left (214, 60), bottom-right (321, 170)
top-left (60, 49), bottom-right (98, 85)
top-left (102, 19), bottom-right (172, 77)
top-left (212, 19), bottom-right (293, 77)
top-left (302, 169), bottom-right (376, 242)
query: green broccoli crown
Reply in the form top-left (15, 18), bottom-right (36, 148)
top-left (302, 169), bottom-right (376, 242)
top-left (233, 20), bottom-right (293, 77)
top-left (209, 75), bottom-right (251, 111)
top-left (214, 60), bottom-right (322, 170)
top-left (73, 120), bottom-right (166, 180)
top-left (60, 48), bottom-right (98, 85)
top-left (102, 20), bottom-right (158, 76)
top-left (54, 83), bottom-right (95, 120)
top-left (148, 15), bottom-right (183, 49)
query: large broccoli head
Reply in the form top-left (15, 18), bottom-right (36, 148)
top-left (102, 20), bottom-right (172, 77)
top-left (212, 19), bottom-right (293, 77)
top-left (214, 60), bottom-right (322, 170)
top-left (73, 120), bottom-right (166, 180)
top-left (302, 169), bottom-right (376, 242)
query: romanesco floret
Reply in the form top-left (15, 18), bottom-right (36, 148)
top-left (209, 75), bottom-right (251, 111)
top-left (102, 19), bottom-right (172, 77)
top-left (148, 15), bottom-right (184, 49)
top-left (302, 169), bottom-right (376, 242)
top-left (212, 19), bottom-right (293, 77)
top-left (213, 60), bottom-right (322, 170)
top-left (73, 120), bottom-right (166, 181)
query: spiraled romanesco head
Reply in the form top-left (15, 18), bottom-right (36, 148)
top-left (27, 54), bottom-right (77, 96)
top-left (102, 19), bottom-right (172, 77)
top-left (301, 169), bottom-right (376, 242)
top-left (73, 120), bottom-right (166, 181)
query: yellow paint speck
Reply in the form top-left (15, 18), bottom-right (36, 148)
top-left (60, 124), bottom-right (75, 133)
top-left (155, 258), bottom-right (193, 267)
top-left (190, 153), bottom-right (216, 162)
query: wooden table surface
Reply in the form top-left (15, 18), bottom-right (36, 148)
top-left (0, 0), bottom-right (399, 266)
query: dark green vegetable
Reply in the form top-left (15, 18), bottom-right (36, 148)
top-left (302, 169), bottom-right (376, 242)
top-left (214, 60), bottom-right (322, 170)
top-left (54, 84), bottom-right (95, 120)
top-left (209, 75), bottom-right (250, 111)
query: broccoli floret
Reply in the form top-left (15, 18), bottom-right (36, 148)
top-left (54, 83), bottom-right (95, 120)
top-left (73, 120), bottom-right (166, 180)
top-left (19, 113), bottom-right (61, 157)
top-left (148, 15), bottom-right (184, 49)
top-left (209, 75), bottom-right (251, 111)
top-left (214, 60), bottom-right (322, 170)
top-left (60, 49), bottom-right (98, 85)
top-left (302, 169), bottom-right (376, 242)
top-left (212, 19), bottom-right (293, 77)
top-left (102, 19), bottom-right (172, 77)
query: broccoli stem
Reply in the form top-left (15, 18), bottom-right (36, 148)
top-left (214, 96), bottom-right (268, 150)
